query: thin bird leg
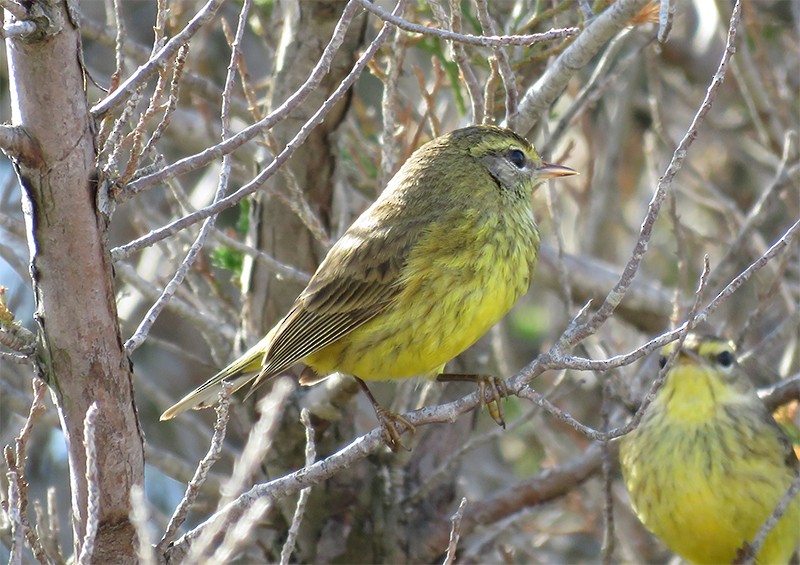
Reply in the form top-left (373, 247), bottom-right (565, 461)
top-left (436, 373), bottom-right (508, 427)
top-left (355, 377), bottom-right (415, 452)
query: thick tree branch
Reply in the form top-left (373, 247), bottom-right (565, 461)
top-left (5, 1), bottom-right (144, 561)
top-left (0, 125), bottom-right (44, 168)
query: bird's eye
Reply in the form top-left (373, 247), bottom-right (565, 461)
top-left (508, 149), bottom-right (526, 169)
top-left (658, 355), bottom-right (667, 369)
top-left (716, 350), bottom-right (734, 368)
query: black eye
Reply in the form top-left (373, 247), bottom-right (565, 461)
top-left (508, 149), bottom-right (526, 169)
top-left (658, 355), bottom-right (667, 369)
top-left (716, 350), bottom-right (734, 367)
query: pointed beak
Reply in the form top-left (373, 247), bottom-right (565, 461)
top-left (537, 162), bottom-right (579, 179)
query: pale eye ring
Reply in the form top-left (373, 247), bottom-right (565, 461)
top-left (508, 149), bottom-right (526, 169)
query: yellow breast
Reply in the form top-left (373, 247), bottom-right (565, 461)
top-left (304, 206), bottom-right (539, 380)
top-left (619, 366), bottom-right (800, 564)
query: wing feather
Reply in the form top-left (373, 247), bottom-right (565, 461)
top-left (251, 224), bottom-right (413, 386)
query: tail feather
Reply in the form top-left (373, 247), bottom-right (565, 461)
top-left (159, 334), bottom-right (272, 421)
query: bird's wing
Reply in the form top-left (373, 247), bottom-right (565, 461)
top-left (251, 226), bottom-right (413, 387)
top-left (160, 232), bottom-right (410, 420)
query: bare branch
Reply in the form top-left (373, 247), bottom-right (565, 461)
top-left (355, 0), bottom-right (578, 47)
top-left (0, 125), bottom-right (44, 168)
top-left (91, 0), bottom-right (226, 117)
top-left (442, 497), bottom-right (467, 565)
top-left (158, 384), bottom-right (232, 552)
top-left (517, 0), bottom-right (652, 134)
top-left (696, 217), bottom-right (799, 326)
top-left (740, 473), bottom-right (800, 564)
top-left (180, 380), bottom-right (293, 563)
top-left (3, 378), bottom-right (49, 564)
top-left (76, 403), bottom-right (100, 565)
top-left (658, 0), bottom-right (676, 43)
top-left (562, 0), bottom-right (742, 346)
top-left (279, 409), bottom-right (317, 565)
top-left (761, 374), bottom-right (800, 412)
top-left (0, 350), bottom-right (32, 364)
top-left (417, 443), bottom-right (605, 561)
top-left (123, 0), bottom-right (253, 355)
top-left (129, 485), bottom-right (156, 565)
top-left (119, 0), bottom-right (363, 200)
top-left (474, 0), bottom-right (518, 128)
top-left (112, 0), bottom-right (403, 261)
top-left (0, 0), bottom-right (28, 21)
top-left (1, 20), bottom-right (36, 39)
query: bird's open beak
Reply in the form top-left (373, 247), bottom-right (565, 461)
top-left (538, 162), bottom-right (579, 179)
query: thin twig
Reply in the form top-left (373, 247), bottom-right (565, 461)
top-left (211, 499), bottom-right (272, 563)
top-left (0, 0), bottom-right (28, 21)
top-left (516, 0), bottom-right (651, 134)
top-left (474, 0), bottom-right (518, 128)
top-left (108, 0), bottom-right (126, 92)
top-left (696, 217), bottom-right (799, 327)
top-left (600, 382), bottom-right (615, 565)
top-left (1, 21), bottom-right (36, 39)
top-left (445, 0), bottom-right (484, 123)
top-left (7, 467), bottom-right (23, 565)
top-left (379, 19), bottom-right (404, 187)
top-left (130, 485), bottom-right (157, 565)
top-left (211, 229), bottom-right (311, 283)
top-left (79, 13), bottom-right (249, 116)
top-left (91, 0), bottom-right (226, 117)
top-left (3, 378), bottom-right (49, 565)
top-left (658, 0), bottom-right (675, 43)
top-left (158, 384), bottom-right (233, 552)
top-left (184, 380), bottom-right (293, 563)
top-left (123, 0), bottom-right (252, 355)
top-left (562, 0), bottom-right (743, 346)
top-left (279, 409), bottom-right (317, 565)
top-left (709, 131), bottom-right (797, 293)
top-left (0, 350), bottom-right (33, 364)
top-left (740, 472), bottom-right (800, 564)
top-left (112, 0), bottom-right (404, 260)
top-left (114, 261), bottom-right (236, 343)
top-left (119, 0), bottom-right (362, 201)
top-left (760, 373), bottom-right (800, 412)
top-left (356, 0), bottom-right (578, 47)
top-left (442, 497), bottom-right (467, 565)
top-left (77, 403), bottom-right (100, 565)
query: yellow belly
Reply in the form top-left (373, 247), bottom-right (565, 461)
top-left (620, 400), bottom-right (800, 564)
top-left (304, 207), bottom-right (539, 380)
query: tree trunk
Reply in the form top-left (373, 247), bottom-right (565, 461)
top-left (5, 2), bottom-right (144, 562)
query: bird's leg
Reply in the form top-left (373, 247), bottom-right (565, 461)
top-left (355, 377), bottom-right (415, 452)
top-left (436, 373), bottom-right (508, 427)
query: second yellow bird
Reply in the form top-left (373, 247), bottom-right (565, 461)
top-left (619, 334), bottom-right (800, 564)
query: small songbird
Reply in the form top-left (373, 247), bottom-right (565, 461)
top-left (161, 125), bottom-right (577, 449)
top-left (619, 334), bottom-right (800, 564)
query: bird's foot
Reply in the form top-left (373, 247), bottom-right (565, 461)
top-left (355, 377), bottom-right (415, 452)
top-left (437, 373), bottom-right (509, 427)
top-left (374, 406), bottom-right (415, 452)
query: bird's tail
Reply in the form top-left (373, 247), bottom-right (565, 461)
top-left (159, 331), bottom-right (274, 421)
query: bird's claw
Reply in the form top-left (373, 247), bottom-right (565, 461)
top-left (478, 376), bottom-right (508, 428)
top-left (375, 407), bottom-right (415, 452)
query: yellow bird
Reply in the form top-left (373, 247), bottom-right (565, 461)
top-left (619, 334), bottom-right (800, 563)
top-left (161, 125), bottom-right (577, 448)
